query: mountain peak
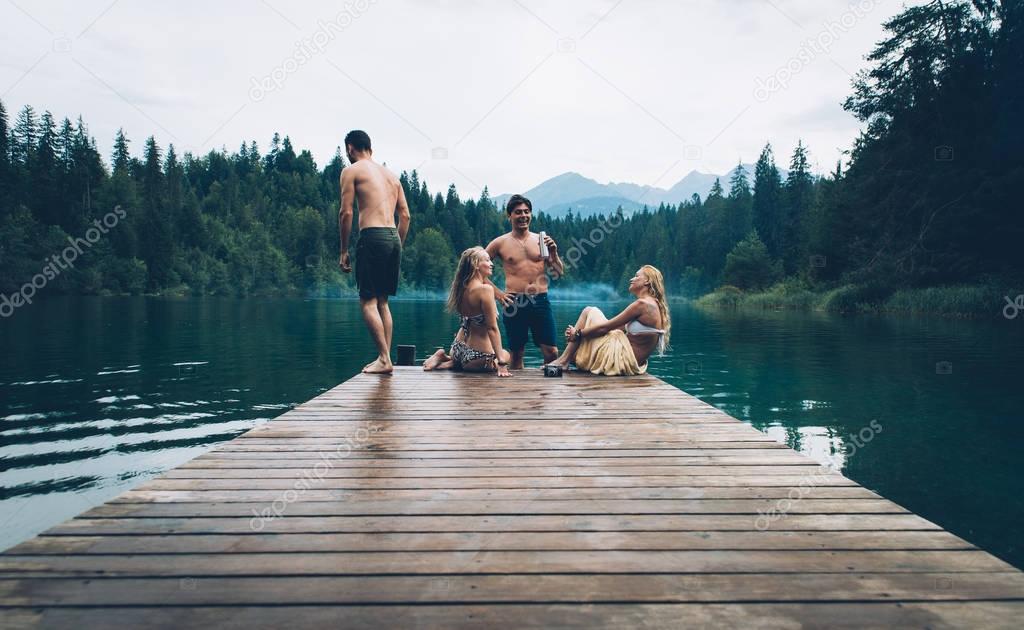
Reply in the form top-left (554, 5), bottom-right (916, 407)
top-left (499, 163), bottom-right (791, 218)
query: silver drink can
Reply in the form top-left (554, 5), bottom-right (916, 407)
top-left (538, 231), bottom-right (549, 259)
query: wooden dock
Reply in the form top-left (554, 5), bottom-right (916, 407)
top-left (2, 367), bottom-right (1023, 628)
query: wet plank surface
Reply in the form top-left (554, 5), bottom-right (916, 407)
top-left (2, 367), bottom-right (1022, 629)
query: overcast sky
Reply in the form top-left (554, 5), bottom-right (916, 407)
top-left (1, 0), bottom-right (914, 197)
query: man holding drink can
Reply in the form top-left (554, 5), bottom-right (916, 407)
top-left (485, 194), bottom-right (564, 369)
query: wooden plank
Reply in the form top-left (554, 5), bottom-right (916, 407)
top-left (42, 514), bottom-right (943, 535)
top-left (5, 603), bottom-right (1024, 630)
top-left (4, 572), bottom-right (1024, 605)
top-left (0, 550), bottom-right (1012, 578)
top-left (158, 465), bottom-right (834, 478)
top-left (134, 476), bottom-right (858, 489)
top-left (8, 531), bottom-right (974, 555)
top-left (106, 485), bottom-right (883, 502)
top-left (185, 454), bottom-right (816, 466)
top-left (81, 498), bottom-right (907, 517)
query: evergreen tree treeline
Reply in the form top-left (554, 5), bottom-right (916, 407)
top-left (0, 1), bottom-right (1019, 299)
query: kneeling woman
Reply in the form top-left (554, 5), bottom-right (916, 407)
top-left (547, 265), bottom-right (670, 376)
top-left (423, 247), bottom-right (512, 377)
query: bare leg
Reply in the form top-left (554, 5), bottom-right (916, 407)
top-left (360, 296), bottom-right (393, 374)
top-left (377, 297), bottom-right (393, 350)
top-left (539, 344), bottom-right (559, 365)
top-left (548, 307), bottom-right (594, 367)
top-left (509, 348), bottom-right (526, 370)
top-left (423, 348), bottom-right (450, 371)
top-left (548, 340), bottom-right (579, 368)
top-left (574, 306), bottom-right (594, 328)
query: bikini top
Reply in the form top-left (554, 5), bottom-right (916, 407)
top-left (459, 312), bottom-right (486, 333)
top-left (626, 319), bottom-right (666, 354)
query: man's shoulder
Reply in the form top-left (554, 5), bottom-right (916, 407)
top-left (342, 162), bottom-right (366, 178)
top-left (486, 233), bottom-right (509, 250)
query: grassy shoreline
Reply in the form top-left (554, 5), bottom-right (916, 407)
top-left (695, 280), bottom-right (1023, 318)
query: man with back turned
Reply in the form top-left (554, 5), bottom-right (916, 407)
top-left (339, 130), bottom-right (411, 374)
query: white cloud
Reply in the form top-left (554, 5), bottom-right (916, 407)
top-left (1, 0), bottom-right (914, 195)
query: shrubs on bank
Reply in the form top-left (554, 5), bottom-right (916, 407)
top-left (697, 279), bottom-right (1021, 318)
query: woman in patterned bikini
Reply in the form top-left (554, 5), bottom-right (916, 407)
top-left (423, 247), bottom-right (512, 376)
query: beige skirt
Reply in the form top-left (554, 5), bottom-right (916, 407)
top-left (574, 308), bottom-right (647, 376)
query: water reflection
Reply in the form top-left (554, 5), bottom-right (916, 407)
top-left (1, 296), bottom-right (1022, 569)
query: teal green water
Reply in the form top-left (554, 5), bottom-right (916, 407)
top-left (1, 296), bottom-right (1022, 568)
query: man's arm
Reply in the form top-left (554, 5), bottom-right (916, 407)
top-left (338, 169), bottom-right (355, 272)
top-left (484, 236), bottom-right (503, 262)
top-left (395, 182), bottom-right (411, 245)
top-left (544, 234), bottom-right (564, 278)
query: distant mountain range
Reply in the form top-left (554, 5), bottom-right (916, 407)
top-left (495, 164), bottom-right (788, 218)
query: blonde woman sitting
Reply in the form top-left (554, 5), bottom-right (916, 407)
top-left (423, 247), bottom-right (512, 377)
top-left (546, 265), bottom-right (670, 376)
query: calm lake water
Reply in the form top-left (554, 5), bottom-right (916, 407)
top-left (1, 296), bottom-right (1022, 568)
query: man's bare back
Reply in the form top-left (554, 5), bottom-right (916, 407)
top-left (344, 160), bottom-right (405, 230)
top-left (339, 154), bottom-right (410, 274)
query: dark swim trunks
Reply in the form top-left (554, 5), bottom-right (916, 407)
top-left (502, 292), bottom-right (557, 351)
top-left (355, 227), bottom-right (401, 299)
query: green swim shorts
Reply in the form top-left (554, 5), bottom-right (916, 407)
top-left (355, 227), bottom-right (402, 299)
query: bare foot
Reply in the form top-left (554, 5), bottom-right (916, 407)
top-left (363, 358), bottom-right (394, 374)
top-left (423, 349), bottom-right (448, 371)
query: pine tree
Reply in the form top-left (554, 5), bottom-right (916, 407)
top-left (703, 180), bottom-right (731, 278)
top-left (266, 132), bottom-right (281, 171)
top-left (707, 178), bottom-right (724, 199)
top-left (0, 100), bottom-right (10, 213)
top-left (139, 136), bottom-right (174, 288)
top-left (112, 128), bottom-right (131, 174)
top-left (752, 143), bottom-right (784, 259)
top-left (72, 116), bottom-right (104, 216)
top-left (728, 162), bottom-right (751, 200)
top-left (165, 143), bottom-right (184, 238)
top-left (723, 230), bottom-right (782, 290)
top-left (783, 141), bottom-right (814, 274)
top-left (726, 162), bottom-right (753, 247)
top-left (11, 105), bottom-right (38, 166)
top-left (33, 111), bottom-right (60, 226)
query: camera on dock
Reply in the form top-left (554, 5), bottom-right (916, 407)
top-left (544, 365), bottom-right (563, 377)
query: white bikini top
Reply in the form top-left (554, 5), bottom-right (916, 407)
top-left (626, 319), bottom-right (666, 354)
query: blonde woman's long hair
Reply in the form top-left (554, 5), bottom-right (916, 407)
top-left (447, 247), bottom-right (486, 314)
top-left (640, 264), bottom-right (671, 352)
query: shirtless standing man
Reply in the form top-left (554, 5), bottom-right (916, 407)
top-left (486, 194), bottom-right (564, 369)
top-left (339, 130), bottom-right (411, 374)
